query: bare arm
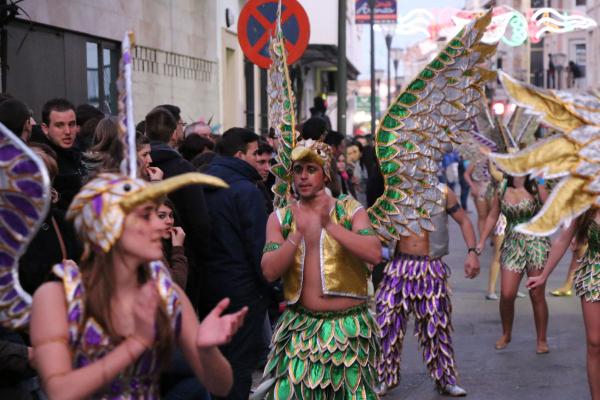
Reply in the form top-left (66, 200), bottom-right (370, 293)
top-left (488, 160), bottom-right (504, 183)
top-left (261, 211), bottom-right (303, 282)
top-left (31, 282), bottom-right (149, 400)
top-left (538, 182), bottom-right (549, 203)
top-left (464, 163), bottom-right (478, 195)
top-left (178, 288), bottom-right (244, 397)
top-left (324, 208), bottom-right (383, 265)
top-left (447, 189), bottom-right (480, 278)
top-left (477, 194), bottom-right (501, 248)
top-left (526, 223), bottom-right (576, 289)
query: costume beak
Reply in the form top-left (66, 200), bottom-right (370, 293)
top-left (120, 172), bottom-right (228, 212)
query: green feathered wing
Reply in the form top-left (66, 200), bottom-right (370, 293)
top-left (368, 11), bottom-right (497, 243)
top-left (268, 9), bottom-right (296, 209)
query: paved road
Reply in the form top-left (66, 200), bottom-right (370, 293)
top-left (385, 206), bottom-right (589, 400)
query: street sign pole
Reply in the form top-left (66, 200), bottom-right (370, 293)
top-left (369, 0), bottom-right (376, 137)
top-left (337, 0), bottom-right (347, 135)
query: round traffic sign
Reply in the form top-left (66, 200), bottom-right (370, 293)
top-left (238, 0), bottom-right (310, 69)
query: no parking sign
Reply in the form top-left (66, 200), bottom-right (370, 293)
top-left (238, 0), bottom-right (310, 69)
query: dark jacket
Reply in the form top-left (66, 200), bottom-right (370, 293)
top-left (150, 142), bottom-right (210, 307)
top-left (31, 136), bottom-right (84, 211)
top-left (202, 155), bottom-right (268, 312)
top-left (19, 207), bottom-right (81, 295)
top-left (0, 327), bottom-right (35, 398)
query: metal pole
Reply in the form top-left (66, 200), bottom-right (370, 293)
top-left (393, 58), bottom-right (399, 96)
top-left (0, 0), bottom-right (7, 93)
top-left (337, 0), bottom-right (347, 135)
top-left (369, 0), bottom-right (376, 136)
top-left (385, 34), bottom-right (392, 107)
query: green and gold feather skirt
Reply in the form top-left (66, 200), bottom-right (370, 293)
top-left (258, 304), bottom-right (380, 400)
top-left (575, 221), bottom-right (600, 303)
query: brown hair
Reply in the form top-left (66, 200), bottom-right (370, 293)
top-left (88, 117), bottom-right (124, 172)
top-left (80, 249), bottom-right (175, 367)
top-left (145, 107), bottom-right (177, 143)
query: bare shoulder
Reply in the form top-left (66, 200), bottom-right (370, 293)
top-left (32, 281), bottom-right (65, 304)
top-left (31, 282), bottom-right (69, 342)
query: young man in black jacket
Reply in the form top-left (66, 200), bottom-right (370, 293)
top-left (146, 107), bottom-right (211, 309)
top-left (203, 128), bottom-right (269, 400)
top-left (38, 98), bottom-right (84, 211)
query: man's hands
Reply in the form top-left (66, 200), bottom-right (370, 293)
top-left (464, 253), bottom-right (480, 279)
top-left (196, 298), bottom-right (247, 348)
top-left (291, 189), bottom-right (335, 235)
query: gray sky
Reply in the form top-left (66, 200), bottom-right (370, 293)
top-left (356, 0), bottom-right (466, 79)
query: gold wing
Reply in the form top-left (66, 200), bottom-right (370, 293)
top-left (368, 11), bottom-right (497, 243)
top-left (489, 72), bottom-right (600, 235)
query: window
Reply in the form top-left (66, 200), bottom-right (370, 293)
top-left (86, 41), bottom-right (118, 114)
top-left (86, 42), bottom-right (99, 105)
top-left (572, 42), bottom-right (587, 77)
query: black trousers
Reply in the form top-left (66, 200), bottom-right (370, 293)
top-left (214, 297), bottom-right (268, 400)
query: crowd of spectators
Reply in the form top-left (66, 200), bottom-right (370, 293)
top-left (0, 94), bottom-right (383, 399)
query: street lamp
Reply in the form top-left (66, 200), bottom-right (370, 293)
top-left (391, 48), bottom-right (404, 97)
top-left (375, 69), bottom-right (384, 118)
top-left (553, 52), bottom-right (567, 90)
top-left (385, 33), bottom-right (393, 107)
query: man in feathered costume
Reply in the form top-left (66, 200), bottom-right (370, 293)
top-left (253, 2), bottom-right (498, 397)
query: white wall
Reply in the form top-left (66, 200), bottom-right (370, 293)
top-left (21, 0), bottom-right (221, 123)
top-left (302, 0), bottom-right (338, 45)
top-left (215, 0), bottom-right (246, 131)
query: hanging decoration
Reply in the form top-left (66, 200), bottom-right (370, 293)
top-left (384, 6), bottom-right (597, 47)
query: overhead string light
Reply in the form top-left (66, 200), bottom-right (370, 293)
top-left (385, 6), bottom-right (597, 47)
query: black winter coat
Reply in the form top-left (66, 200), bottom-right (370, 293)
top-left (202, 155), bottom-right (269, 312)
top-left (150, 142), bottom-right (211, 308)
top-left (30, 136), bottom-right (84, 211)
top-left (18, 207), bottom-right (81, 295)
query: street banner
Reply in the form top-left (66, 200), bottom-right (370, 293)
top-left (355, 0), bottom-right (397, 24)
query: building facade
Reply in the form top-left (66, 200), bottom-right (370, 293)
top-left (297, 0), bottom-right (363, 134)
top-left (9, 0), bottom-right (247, 129)
top-left (542, 0), bottom-right (599, 91)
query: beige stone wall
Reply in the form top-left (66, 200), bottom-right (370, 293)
top-left (21, 0), bottom-right (221, 123)
top-left (586, 0), bottom-right (600, 89)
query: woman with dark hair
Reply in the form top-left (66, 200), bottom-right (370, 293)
top-left (477, 174), bottom-right (551, 353)
top-left (156, 198), bottom-right (188, 288)
top-left (82, 117), bottom-right (124, 179)
top-left (336, 153), bottom-right (356, 198)
top-left (136, 134), bottom-right (163, 181)
top-left (179, 134), bottom-right (214, 162)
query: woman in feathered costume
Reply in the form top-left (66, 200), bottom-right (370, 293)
top-left (474, 104), bottom-right (552, 354)
top-left (0, 34), bottom-right (247, 399)
top-left (488, 72), bottom-right (600, 399)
